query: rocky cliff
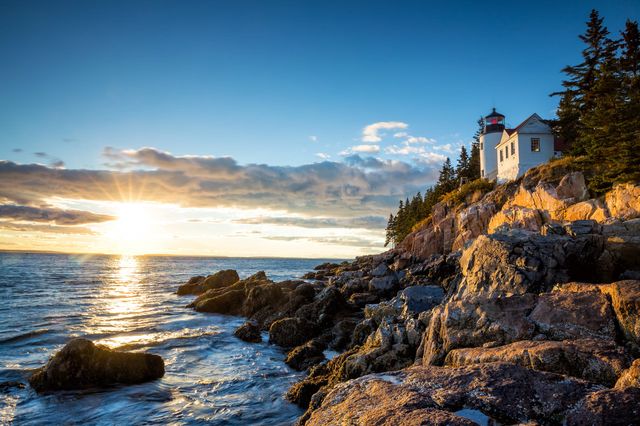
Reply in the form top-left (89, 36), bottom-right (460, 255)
top-left (177, 159), bottom-right (640, 425)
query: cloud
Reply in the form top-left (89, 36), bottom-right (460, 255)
top-left (0, 204), bottom-right (116, 225)
top-left (0, 148), bottom-right (441, 218)
top-left (233, 215), bottom-right (386, 230)
top-left (0, 221), bottom-right (96, 235)
top-left (261, 234), bottom-right (380, 247)
top-left (434, 143), bottom-right (454, 153)
top-left (315, 153), bottom-right (331, 160)
top-left (34, 152), bottom-right (48, 158)
top-left (393, 132), bottom-right (408, 138)
top-left (12, 148), bottom-right (22, 153)
top-left (406, 136), bottom-right (436, 144)
top-left (362, 122), bottom-right (408, 143)
top-left (309, 136), bottom-right (318, 142)
top-left (342, 144), bottom-right (380, 155)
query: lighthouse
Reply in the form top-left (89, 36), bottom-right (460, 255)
top-left (479, 108), bottom-right (505, 180)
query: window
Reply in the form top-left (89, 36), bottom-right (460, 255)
top-left (511, 141), bottom-right (515, 156)
top-left (480, 142), bottom-right (483, 150)
top-left (499, 150), bottom-right (503, 162)
top-left (481, 169), bottom-right (484, 177)
top-left (531, 138), bottom-right (540, 152)
top-left (505, 147), bottom-right (508, 159)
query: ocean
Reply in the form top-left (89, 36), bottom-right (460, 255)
top-left (0, 253), bottom-right (340, 425)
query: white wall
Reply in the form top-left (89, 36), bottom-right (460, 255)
top-left (497, 133), bottom-right (555, 181)
top-left (480, 132), bottom-right (501, 180)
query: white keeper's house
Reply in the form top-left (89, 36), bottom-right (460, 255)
top-left (479, 108), bottom-right (563, 182)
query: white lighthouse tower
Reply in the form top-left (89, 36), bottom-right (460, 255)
top-left (479, 108), bottom-right (505, 180)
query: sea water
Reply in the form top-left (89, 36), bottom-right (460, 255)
top-left (0, 253), bottom-right (339, 425)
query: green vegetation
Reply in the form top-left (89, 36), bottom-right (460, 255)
top-left (384, 128), bottom-right (484, 247)
top-left (552, 10), bottom-right (640, 194)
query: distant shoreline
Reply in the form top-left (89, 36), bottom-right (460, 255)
top-left (0, 248), bottom-right (351, 261)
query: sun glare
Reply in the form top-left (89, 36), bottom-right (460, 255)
top-left (107, 203), bottom-right (153, 254)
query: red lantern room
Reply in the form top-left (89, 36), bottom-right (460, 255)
top-left (483, 108), bottom-right (505, 134)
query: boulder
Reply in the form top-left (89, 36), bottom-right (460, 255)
top-left (564, 199), bottom-right (610, 222)
top-left (194, 289), bottom-right (245, 315)
top-left (565, 387), bottom-right (640, 426)
top-left (202, 269), bottom-right (240, 291)
top-left (29, 338), bottom-right (164, 392)
top-left (305, 363), bottom-right (601, 426)
top-left (234, 321), bottom-right (262, 343)
top-left (368, 274), bottom-right (398, 294)
top-left (422, 294), bottom-right (538, 365)
top-left (445, 339), bottom-right (631, 387)
top-left (605, 182), bottom-right (640, 220)
top-left (615, 358), bottom-right (640, 389)
top-left (176, 275), bottom-right (206, 295)
top-left (555, 280), bottom-right (640, 348)
top-left (269, 317), bottom-right (316, 348)
top-left (528, 291), bottom-right (617, 341)
top-left (455, 228), bottom-right (606, 300)
top-left (285, 340), bottom-right (326, 371)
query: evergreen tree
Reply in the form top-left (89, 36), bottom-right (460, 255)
top-left (552, 9), bottom-right (618, 153)
top-left (468, 117), bottom-right (483, 180)
top-left (384, 213), bottom-right (395, 247)
top-left (436, 158), bottom-right (456, 195)
top-left (456, 146), bottom-right (471, 181)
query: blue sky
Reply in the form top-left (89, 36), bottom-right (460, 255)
top-left (0, 0), bottom-right (637, 257)
top-left (1, 0), bottom-right (637, 168)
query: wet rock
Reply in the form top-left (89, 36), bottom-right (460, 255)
top-left (194, 289), bottom-right (245, 314)
top-left (269, 317), bottom-right (316, 348)
top-left (445, 338), bottom-right (631, 386)
top-left (29, 338), bottom-right (164, 392)
top-left (615, 358), bottom-right (640, 389)
top-left (295, 287), bottom-right (347, 327)
top-left (565, 387), bottom-right (640, 426)
top-left (329, 318), bottom-right (358, 350)
top-left (201, 269), bottom-right (240, 291)
top-left (285, 340), bottom-right (326, 371)
top-left (176, 275), bottom-right (206, 295)
top-left (305, 363), bottom-right (601, 426)
top-left (0, 381), bottom-right (25, 392)
top-left (234, 321), bottom-right (262, 343)
top-left (347, 292), bottom-right (378, 308)
top-left (242, 283), bottom-right (284, 317)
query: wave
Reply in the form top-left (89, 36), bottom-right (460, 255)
top-left (0, 329), bottom-right (51, 344)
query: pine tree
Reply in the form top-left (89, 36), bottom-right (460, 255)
top-left (456, 146), bottom-right (471, 181)
top-left (436, 158), bottom-right (456, 195)
top-left (552, 9), bottom-right (618, 153)
top-left (468, 117), bottom-right (483, 180)
top-left (384, 214), bottom-right (395, 247)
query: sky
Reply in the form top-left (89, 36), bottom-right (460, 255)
top-left (0, 0), bottom-right (637, 257)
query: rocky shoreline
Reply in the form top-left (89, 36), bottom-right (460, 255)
top-left (176, 161), bottom-right (640, 425)
top-left (27, 160), bottom-right (640, 424)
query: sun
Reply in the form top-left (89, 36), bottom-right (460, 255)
top-left (108, 203), bottom-right (152, 254)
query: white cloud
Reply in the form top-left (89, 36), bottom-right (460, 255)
top-left (315, 152), bottom-right (331, 160)
top-left (417, 152), bottom-right (447, 164)
top-left (393, 132), bottom-right (408, 138)
top-left (340, 144), bottom-right (381, 156)
top-left (434, 143), bottom-right (454, 153)
top-left (362, 122), bottom-right (408, 143)
top-left (385, 144), bottom-right (427, 156)
top-left (309, 135), bottom-right (318, 142)
top-left (406, 136), bottom-right (436, 144)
